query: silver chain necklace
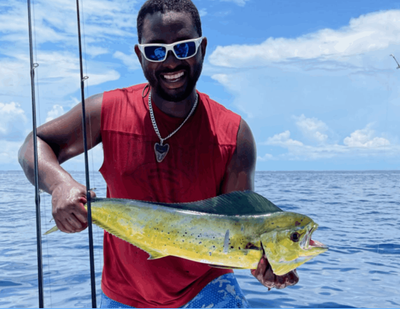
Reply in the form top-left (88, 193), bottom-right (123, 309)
top-left (148, 91), bottom-right (198, 163)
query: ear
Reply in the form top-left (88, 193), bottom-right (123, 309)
top-left (200, 37), bottom-right (207, 60)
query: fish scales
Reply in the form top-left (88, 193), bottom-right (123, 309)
top-left (45, 191), bottom-right (328, 275)
top-left (92, 199), bottom-right (265, 268)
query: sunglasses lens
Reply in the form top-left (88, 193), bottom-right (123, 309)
top-left (142, 39), bottom-right (200, 62)
top-left (144, 46), bottom-right (166, 61)
top-left (174, 41), bottom-right (196, 59)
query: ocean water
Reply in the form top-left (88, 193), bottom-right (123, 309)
top-left (0, 170), bottom-right (399, 308)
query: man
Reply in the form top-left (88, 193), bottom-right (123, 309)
top-left (19, 0), bottom-right (298, 307)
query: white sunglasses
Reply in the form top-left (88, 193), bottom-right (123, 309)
top-left (138, 37), bottom-right (204, 62)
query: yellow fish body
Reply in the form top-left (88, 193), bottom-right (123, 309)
top-left (45, 191), bottom-right (327, 276)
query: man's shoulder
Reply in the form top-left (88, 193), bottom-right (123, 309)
top-left (102, 83), bottom-right (148, 108)
top-left (197, 90), bottom-right (241, 145)
top-left (197, 90), bottom-right (240, 118)
top-left (101, 83), bottom-right (148, 120)
top-left (105, 83), bottom-right (148, 96)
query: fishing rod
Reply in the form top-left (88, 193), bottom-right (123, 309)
top-left (26, 0), bottom-right (44, 307)
top-left (75, 0), bottom-right (97, 306)
top-left (26, 0), bottom-right (96, 306)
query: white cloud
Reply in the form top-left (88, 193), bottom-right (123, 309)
top-left (0, 140), bottom-right (22, 166)
top-left (46, 105), bottom-right (65, 123)
top-left (209, 10), bottom-right (400, 68)
top-left (0, 102), bottom-right (28, 140)
top-left (0, 58), bottom-right (28, 96)
top-left (0, 0), bottom-right (131, 169)
top-left (86, 68), bottom-right (120, 86)
top-left (211, 74), bottom-right (230, 86)
top-left (210, 72), bottom-right (256, 118)
top-left (84, 46), bottom-right (109, 58)
top-left (343, 124), bottom-right (390, 148)
top-left (199, 8), bottom-right (208, 17)
top-left (294, 114), bottom-right (329, 144)
top-left (0, 0), bottom-right (124, 111)
top-left (0, 0), bottom-right (137, 90)
top-left (279, 144), bottom-right (349, 160)
top-left (264, 131), bottom-right (304, 147)
top-left (69, 96), bottom-right (81, 107)
top-left (1, 51), bottom-right (119, 110)
top-left (113, 51), bottom-right (141, 71)
top-left (0, 0), bottom-right (137, 46)
top-left (257, 153), bottom-right (274, 162)
top-left (261, 124), bottom-right (396, 161)
top-left (220, 0), bottom-right (250, 6)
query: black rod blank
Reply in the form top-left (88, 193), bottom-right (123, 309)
top-left (27, 0), bottom-right (44, 307)
top-left (75, 0), bottom-right (97, 307)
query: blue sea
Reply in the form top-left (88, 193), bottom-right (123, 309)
top-left (0, 170), bottom-right (399, 308)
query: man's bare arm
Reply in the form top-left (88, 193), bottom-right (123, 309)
top-left (221, 118), bottom-right (256, 194)
top-left (220, 118), bottom-right (299, 290)
top-left (18, 93), bottom-right (103, 233)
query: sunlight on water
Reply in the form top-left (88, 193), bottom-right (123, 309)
top-left (0, 171), bottom-right (399, 308)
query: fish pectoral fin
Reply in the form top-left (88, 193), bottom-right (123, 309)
top-left (44, 220), bottom-right (98, 236)
top-left (44, 225), bottom-right (59, 235)
top-left (146, 249), bottom-right (167, 260)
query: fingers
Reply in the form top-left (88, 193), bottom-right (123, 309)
top-left (275, 273), bottom-right (287, 289)
top-left (287, 269), bottom-right (299, 286)
top-left (251, 257), bottom-right (300, 290)
top-left (74, 198), bottom-right (88, 224)
top-left (90, 189), bottom-right (97, 198)
top-left (51, 184), bottom-right (90, 234)
top-left (78, 189), bottom-right (97, 203)
top-left (250, 257), bottom-right (265, 280)
top-left (58, 190), bottom-right (96, 233)
top-left (251, 257), bottom-right (276, 289)
top-left (273, 269), bottom-right (300, 289)
top-left (262, 262), bottom-right (276, 289)
top-left (255, 257), bottom-right (268, 279)
top-left (55, 210), bottom-right (87, 234)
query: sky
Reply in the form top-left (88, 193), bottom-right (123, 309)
top-left (1, 0), bottom-right (400, 171)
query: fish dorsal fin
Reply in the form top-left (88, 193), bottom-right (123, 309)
top-left (147, 191), bottom-right (282, 216)
top-left (43, 192), bottom-right (282, 235)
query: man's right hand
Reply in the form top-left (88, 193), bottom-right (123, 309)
top-left (51, 181), bottom-right (96, 233)
top-left (18, 93), bottom-right (102, 233)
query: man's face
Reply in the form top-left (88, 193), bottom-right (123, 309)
top-left (135, 11), bottom-right (206, 102)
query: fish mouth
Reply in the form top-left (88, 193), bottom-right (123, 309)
top-left (301, 224), bottom-right (328, 252)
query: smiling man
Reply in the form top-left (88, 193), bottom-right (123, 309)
top-left (18, 0), bottom-right (298, 307)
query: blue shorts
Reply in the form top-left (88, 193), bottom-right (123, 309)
top-left (100, 273), bottom-right (251, 308)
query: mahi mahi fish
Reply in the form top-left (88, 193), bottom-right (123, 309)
top-left (45, 191), bottom-right (328, 276)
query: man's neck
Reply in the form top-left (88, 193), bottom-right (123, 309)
top-left (151, 90), bottom-right (197, 118)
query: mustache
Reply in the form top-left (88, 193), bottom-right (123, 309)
top-left (157, 65), bottom-right (189, 76)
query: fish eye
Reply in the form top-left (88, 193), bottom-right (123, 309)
top-left (290, 232), bottom-right (300, 242)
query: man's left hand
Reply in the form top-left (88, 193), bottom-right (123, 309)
top-left (251, 257), bottom-right (299, 290)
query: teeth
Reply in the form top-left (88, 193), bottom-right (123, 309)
top-left (163, 71), bottom-right (184, 80)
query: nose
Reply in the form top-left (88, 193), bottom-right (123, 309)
top-left (163, 50), bottom-right (180, 68)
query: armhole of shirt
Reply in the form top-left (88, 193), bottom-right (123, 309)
top-left (99, 90), bottom-right (115, 175)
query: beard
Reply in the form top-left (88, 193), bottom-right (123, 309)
top-left (144, 61), bottom-right (203, 102)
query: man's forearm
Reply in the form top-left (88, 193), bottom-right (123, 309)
top-left (18, 133), bottom-right (75, 195)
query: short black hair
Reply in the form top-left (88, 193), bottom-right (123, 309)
top-left (137, 0), bottom-right (202, 43)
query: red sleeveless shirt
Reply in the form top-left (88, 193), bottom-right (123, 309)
top-left (99, 84), bottom-right (241, 308)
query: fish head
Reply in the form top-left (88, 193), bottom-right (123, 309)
top-left (259, 212), bottom-right (328, 276)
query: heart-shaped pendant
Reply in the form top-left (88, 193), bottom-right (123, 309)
top-left (154, 143), bottom-right (169, 163)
